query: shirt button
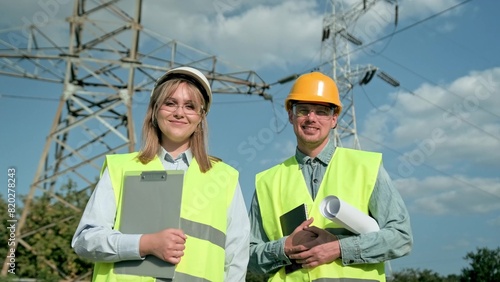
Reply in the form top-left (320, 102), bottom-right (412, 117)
top-left (313, 179), bottom-right (318, 183)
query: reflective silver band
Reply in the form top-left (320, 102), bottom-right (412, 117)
top-left (171, 271), bottom-right (211, 282)
top-left (313, 278), bottom-right (379, 282)
top-left (180, 218), bottom-right (226, 249)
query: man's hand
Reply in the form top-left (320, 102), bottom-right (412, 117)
top-left (284, 217), bottom-right (314, 256)
top-left (287, 225), bottom-right (340, 269)
top-left (300, 226), bottom-right (338, 248)
top-left (140, 228), bottom-right (187, 264)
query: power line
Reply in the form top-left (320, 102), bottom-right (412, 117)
top-left (0, 93), bottom-right (271, 105)
top-left (400, 85), bottom-right (500, 142)
top-left (357, 131), bottom-right (500, 201)
top-left (347, 1), bottom-right (500, 206)
top-left (358, 83), bottom-right (402, 112)
top-left (351, 0), bottom-right (473, 58)
top-left (394, 8), bottom-right (495, 65)
top-left (353, 71), bottom-right (500, 199)
top-left (315, 0), bottom-right (473, 71)
top-left (374, 52), bottom-right (500, 120)
top-left (0, 93), bottom-right (60, 102)
top-left (0, 1), bottom-right (476, 110)
top-left (261, 87), bottom-right (500, 200)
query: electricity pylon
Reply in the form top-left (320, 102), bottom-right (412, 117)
top-left (0, 0), bottom-right (269, 279)
top-left (320, 0), bottom-right (399, 149)
top-left (319, 1), bottom-right (400, 278)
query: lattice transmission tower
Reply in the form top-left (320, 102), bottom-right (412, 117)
top-left (319, 0), bottom-right (400, 149)
top-left (0, 0), bottom-right (270, 278)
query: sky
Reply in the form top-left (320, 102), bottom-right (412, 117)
top-left (1, 0), bottom-right (499, 277)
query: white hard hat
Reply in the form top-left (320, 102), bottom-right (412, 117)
top-left (152, 66), bottom-right (212, 113)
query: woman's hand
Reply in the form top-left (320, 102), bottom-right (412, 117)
top-left (140, 228), bottom-right (187, 264)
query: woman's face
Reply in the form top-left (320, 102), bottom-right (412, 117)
top-left (156, 82), bottom-right (203, 151)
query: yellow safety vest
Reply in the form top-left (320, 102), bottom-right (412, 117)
top-left (92, 152), bottom-right (238, 282)
top-left (256, 147), bottom-right (386, 282)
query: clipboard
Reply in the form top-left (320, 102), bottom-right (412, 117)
top-left (114, 170), bottom-right (184, 279)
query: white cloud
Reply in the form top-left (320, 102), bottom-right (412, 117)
top-left (0, 0), bottom-right (72, 49)
top-left (258, 137), bottom-right (295, 167)
top-left (362, 67), bottom-right (500, 170)
top-left (358, 112), bottom-right (390, 148)
top-left (363, 68), bottom-right (500, 219)
top-left (443, 238), bottom-right (470, 251)
top-left (140, 0), bottom-right (471, 72)
top-left (0, 0), bottom-right (72, 27)
top-left (487, 216), bottom-right (500, 227)
top-left (1, 0), bottom-right (470, 74)
top-left (394, 175), bottom-right (500, 216)
top-left (276, 139), bottom-right (296, 157)
top-left (143, 0), bottom-right (323, 71)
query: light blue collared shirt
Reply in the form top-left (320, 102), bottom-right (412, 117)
top-left (72, 148), bottom-right (250, 282)
top-left (248, 139), bottom-right (413, 274)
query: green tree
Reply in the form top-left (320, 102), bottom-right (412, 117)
top-left (389, 268), bottom-right (446, 282)
top-left (7, 180), bottom-right (93, 281)
top-left (0, 194), bottom-right (16, 280)
top-left (460, 247), bottom-right (500, 282)
top-left (443, 274), bottom-right (460, 282)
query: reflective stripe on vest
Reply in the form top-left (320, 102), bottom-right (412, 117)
top-left (172, 272), bottom-right (210, 282)
top-left (180, 218), bottom-right (225, 249)
top-left (312, 279), bottom-right (379, 282)
top-left (256, 147), bottom-right (385, 282)
top-left (92, 152), bottom-right (237, 282)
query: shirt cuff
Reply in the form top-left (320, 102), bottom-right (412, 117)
top-left (277, 237), bottom-right (292, 265)
top-left (338, 236), bottom-right (362, 265)
top-left (117, 234), bottom-right (143, 260)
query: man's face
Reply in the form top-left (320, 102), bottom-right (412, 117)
top-left (288, 102), bottom-right (338, 153)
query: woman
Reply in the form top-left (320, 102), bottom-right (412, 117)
top-left (72, 67), bottom-right (250, 282)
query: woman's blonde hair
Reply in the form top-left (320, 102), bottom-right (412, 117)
top-left (137, 78), bottom-right (218, 172)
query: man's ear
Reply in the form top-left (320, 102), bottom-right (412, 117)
top-left (331, 113), bottom-right (339, 129)
top-left (288, 110), bottom-right (294, 124)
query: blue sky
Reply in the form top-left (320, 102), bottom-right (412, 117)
top-left (1, 0), bottom-right (499, 277)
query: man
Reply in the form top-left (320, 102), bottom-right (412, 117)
top-left (248, 71), bottom-right (412, 281)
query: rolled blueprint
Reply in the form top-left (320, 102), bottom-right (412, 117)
top-left (319, 195), bottom-right (380, 234)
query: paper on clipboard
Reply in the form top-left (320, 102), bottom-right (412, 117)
top-left (319, 195), bottom-right (379, 234)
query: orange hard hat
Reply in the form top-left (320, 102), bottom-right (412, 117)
top-left (285, 72), bottom-right (342, 115)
